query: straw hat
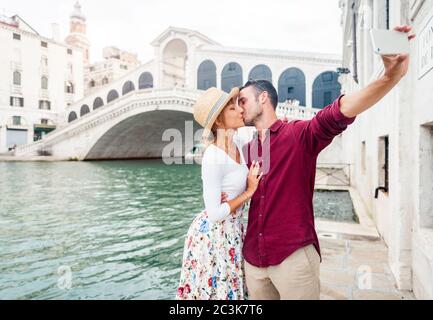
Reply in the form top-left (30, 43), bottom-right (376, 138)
top-left (193, 87), bottom-right (239, 137)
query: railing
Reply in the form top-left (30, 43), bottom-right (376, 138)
top-left (276, 103), bottom-right (320, 120)
top-left (315, 163), bottom-right (351, 187)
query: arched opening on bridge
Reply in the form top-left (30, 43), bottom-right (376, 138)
top-left (122, 81), bottom-right (135, 95)
top-left (93, 97), bottom-right (104, 110)
top-left (278, 68), bottom-right (306, 106)
top-left (139, 72), bottom-right (153, 89)
top-left (162, 39), bottom-right (187, 88)
top-left (197, 60), bottom-right (216, 90)
top-left (84, 110), bottom-right (201, 160)
top-left (221, 62), bottom-right (243, 93)
top-left (80, 105), bottom-right (90, 117)
top-left (107, 90), bottom-right (119, 104)
top-left (312, 71), bottom-right (341, 109)
top-left (248, 64), bottom-right (272, 83)
top-left (68, 111), bottom-right (77, 123)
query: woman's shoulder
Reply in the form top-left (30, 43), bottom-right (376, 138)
top-left (202, 144), bottom-right (226, 166)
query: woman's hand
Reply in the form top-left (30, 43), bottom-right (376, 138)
top-left (220, 192), bottom-right (228, 203)
top-left (246, 160), bottom-right (263, 197)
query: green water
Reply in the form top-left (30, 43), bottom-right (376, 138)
top-left (0, 160), bottom-right (355, 300)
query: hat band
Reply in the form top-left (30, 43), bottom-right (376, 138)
top-left (204, 92), bottom-right (229, 128)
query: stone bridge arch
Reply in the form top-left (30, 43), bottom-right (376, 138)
top-left (83, 108), bottom-right (200, 160)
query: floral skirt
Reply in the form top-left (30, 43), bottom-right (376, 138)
top-left (176, 208), bottom-right (248, 300)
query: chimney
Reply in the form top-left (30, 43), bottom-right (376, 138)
top-left (51, 23), bottom-right (60, 42)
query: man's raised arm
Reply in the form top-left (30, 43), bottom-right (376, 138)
top-left (340, 26), bottom-right (416, 118)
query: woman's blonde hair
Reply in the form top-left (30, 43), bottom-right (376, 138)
top-left (201, 111), bottom-right (225, 149)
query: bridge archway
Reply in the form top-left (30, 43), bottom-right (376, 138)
top-left (162, 39), bottom-right (188, 88)
top-left (139, 72), bottom-right (154, 89)
top-left (84, 110), bottom-right (201, 160)
top-left (278, 67), bottom-right (306, 105)
top-left (248, 64), bottom-right (272, 83)
top-left (312, 71), bottom-right (341, 109)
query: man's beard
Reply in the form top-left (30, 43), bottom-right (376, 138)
top-left (244, 102), bottom-right (262, 126)
top-left (244, 118), bottom-right (255, 126)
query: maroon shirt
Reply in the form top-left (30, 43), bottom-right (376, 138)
top-left (242, 95), bottom-right (356, 268)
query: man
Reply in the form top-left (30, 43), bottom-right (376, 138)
top-left (237, 26), bottom-right (415, 300)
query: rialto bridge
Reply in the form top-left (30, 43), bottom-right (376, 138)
top-left (13, 26), bottom-right (341, 160)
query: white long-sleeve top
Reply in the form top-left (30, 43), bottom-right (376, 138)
top-left (201, 135), bottom-right (249, 224)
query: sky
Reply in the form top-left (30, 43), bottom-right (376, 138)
top-left (1, 0), bottom-right (343, 63)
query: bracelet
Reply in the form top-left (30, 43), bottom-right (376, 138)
top-left (242, 191), bottom-right (251, 202)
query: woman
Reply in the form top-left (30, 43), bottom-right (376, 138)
top-left (176, 87), bottom-right (262, 300)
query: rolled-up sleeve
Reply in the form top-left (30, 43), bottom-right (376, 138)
top-left (292, 95), bottom-right (356, 155)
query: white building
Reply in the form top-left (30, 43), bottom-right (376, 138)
top-left (84, 46), bottom-right (141, 95)
top-left (0, 14), bottom-right (84, 153)
top-left (340, 0), bottom-right (433, 299)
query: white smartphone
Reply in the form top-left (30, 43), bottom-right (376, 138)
top-left (370, 29), bottom-right (410, 55)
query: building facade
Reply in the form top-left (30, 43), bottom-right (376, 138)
top-left (0, 14), bottom-right (84, 153)
top-left (84, 46), bottom-right (141, 95)
top-left (340, 0), bottom-right (433, 299)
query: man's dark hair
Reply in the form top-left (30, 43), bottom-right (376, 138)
top-left (240, 79), bottom-right (279, 110)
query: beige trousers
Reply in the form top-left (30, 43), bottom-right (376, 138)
top-left (244, 244), bottom-right (320, 300)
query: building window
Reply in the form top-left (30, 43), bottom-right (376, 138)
top-left (361, 141), bottom-right (366, 174)
top-left (41, 119), bottom-right (49, 125)
top-left (120, 65), bottom-right (128, 70)
top-left (102, 77), bottom-right (109, 85)
top-left (41, 56), bottom-right (48, 67)
top-left (41, 76), bottom-right (48, 90)
top-left (10, 97), bottom-right (24, 107)
top-left (12, 116), bottom-right (22, 126)
top-left (89, 80), bottom-right (96, 88)
top-left (13, 71), bottom-right (21, 85)
top-left (67, 48), bottom-right (73, 55)
top-left (65, 82), bottom-right (74, 94)
top-left (41, 41), bottom-right (48, 48)
top-left (378, 136), bottom-right (389, 193)
top-left (13, 33), bottom-right (21, 40)
top-left (39, 100), bottom-right (51, 110)
top-left (89, 66), bottom-right (95, 72)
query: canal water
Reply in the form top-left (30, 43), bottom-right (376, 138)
top-left (0, 160), bottom-right (355, 300)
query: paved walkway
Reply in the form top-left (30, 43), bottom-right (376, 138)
top-left (317, 220), bottom-right (415, 300)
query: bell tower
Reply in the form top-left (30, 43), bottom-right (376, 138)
top-left (65, 1), bottom-right (90, 64)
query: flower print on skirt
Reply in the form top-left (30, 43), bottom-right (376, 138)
top-left (176, 209), bottom-right (248, 300)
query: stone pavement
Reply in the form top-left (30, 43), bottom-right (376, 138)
top-left (317, 223), bottom-right (415, 300)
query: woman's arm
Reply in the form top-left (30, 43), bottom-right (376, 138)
top-left (202, 155), bottom-right (262, 223)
